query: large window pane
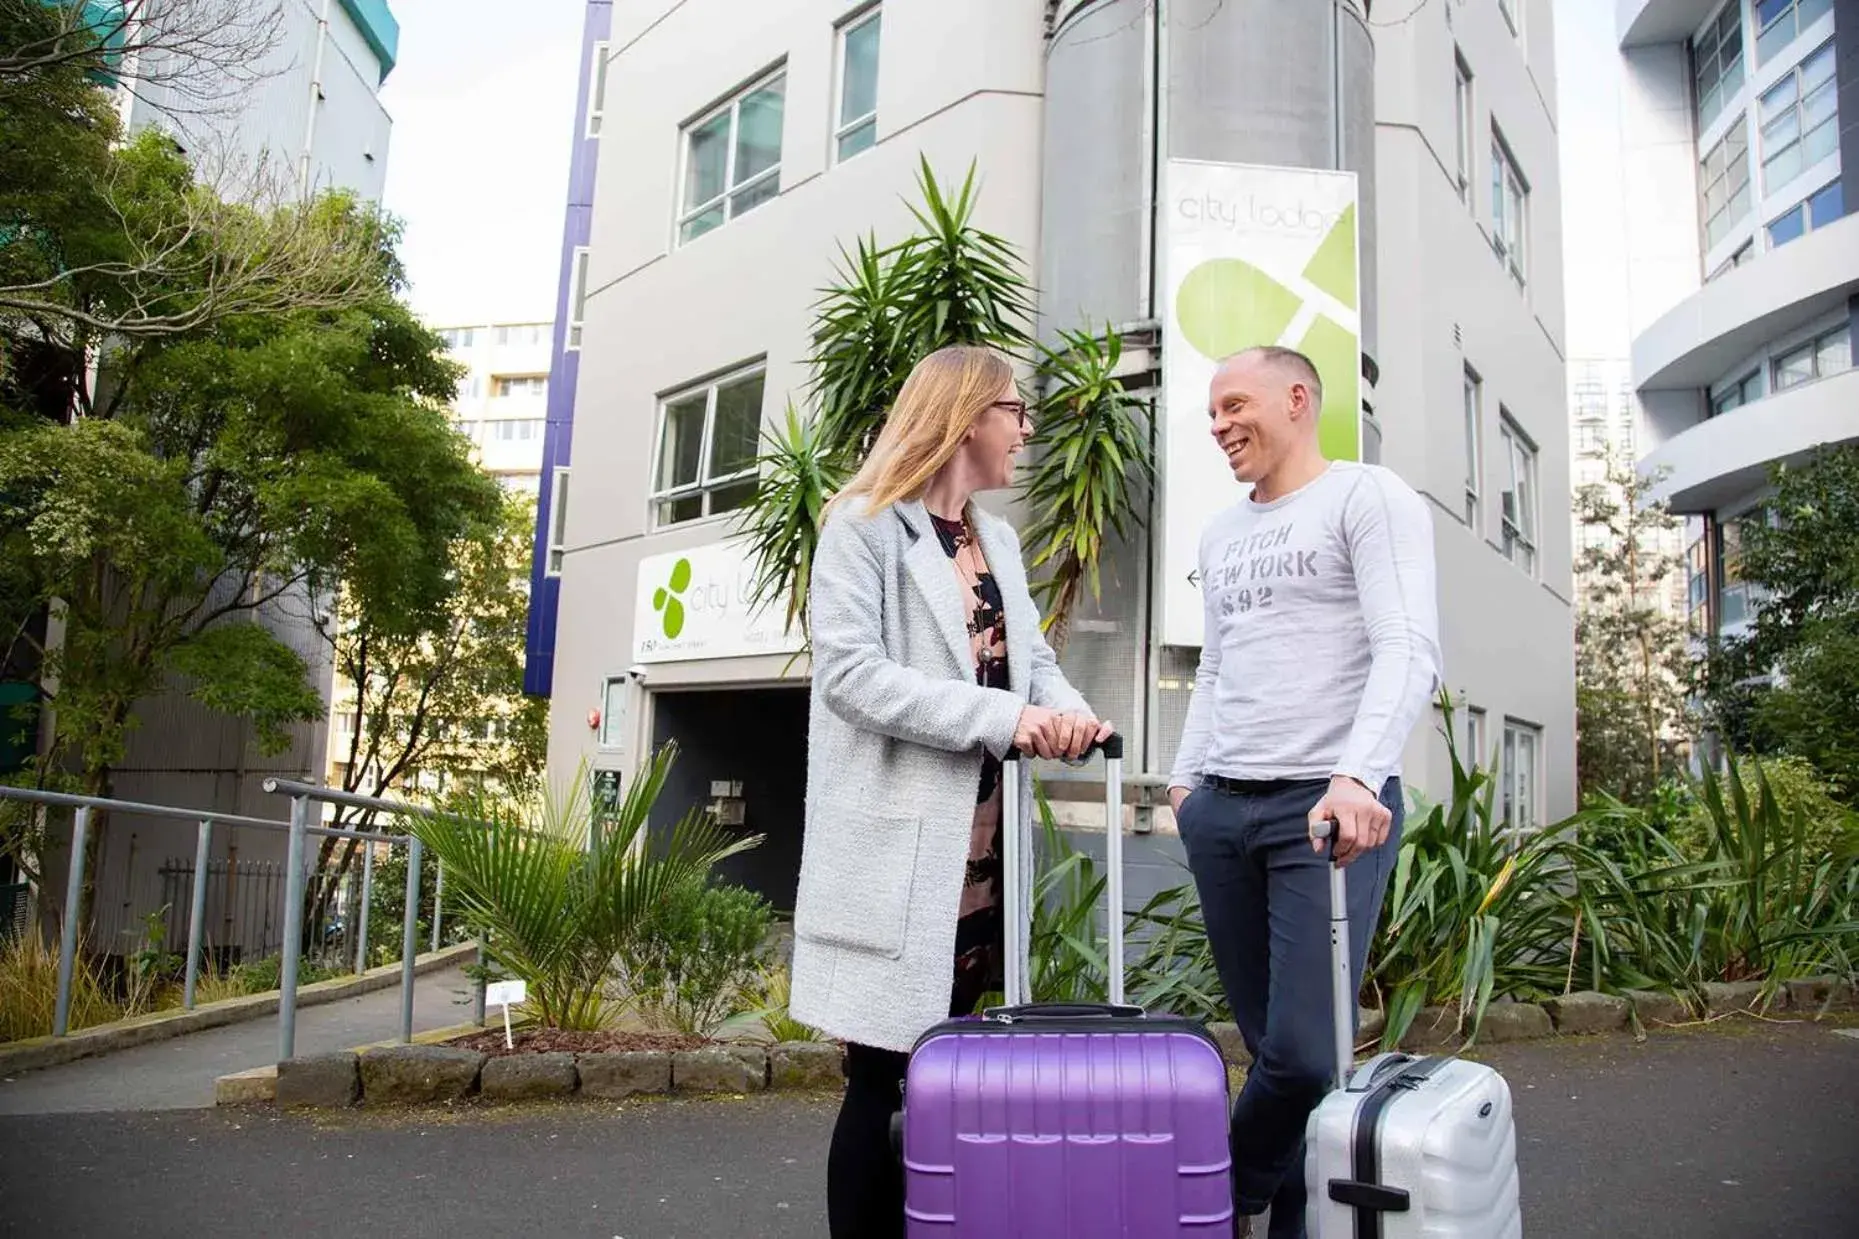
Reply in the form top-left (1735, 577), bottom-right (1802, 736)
top-left (1817, 329), bottom-right (1851, 377)
top-left (1767, 203), bottom-right (1806, 247)
top-left (841, 14), bottom-right (880, 127)
top-left (729, 175), bottom-right (780, 219)
top-left (684, 112), bottom-right (729, 212)
top-left (657, 394), bottom-right (707, 490)
top-left (708, 374), bottom-right (764, 477)
top-left (1774, 342), bottom-right (1815, 389)
top-left (734, 81), bottom-right (785, 184)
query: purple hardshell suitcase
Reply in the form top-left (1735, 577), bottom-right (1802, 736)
top-left (897, 735), bottom-right (1236, 1236)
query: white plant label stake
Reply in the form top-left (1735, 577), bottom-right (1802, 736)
top-left (486, 979), bottom-right (527, 1049)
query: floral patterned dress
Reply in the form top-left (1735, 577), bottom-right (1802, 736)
top-left (929, 512), bottom-right (1009, 1016)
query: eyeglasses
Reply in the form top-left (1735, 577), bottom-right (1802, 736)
top-left (989, 399), bottom-right (1030, 430)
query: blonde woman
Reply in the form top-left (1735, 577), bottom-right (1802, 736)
top-left (789, 345), bottom-right (1111, 1236)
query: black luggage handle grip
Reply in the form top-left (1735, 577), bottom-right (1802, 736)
top-left (1003, 732), bottom-right (1124, 762)
top-left (980, 1001), bottom-right (1146, 1021)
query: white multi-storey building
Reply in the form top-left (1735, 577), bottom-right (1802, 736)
top-left (1562, 0), bottom-right (1855, 645)
top-left (529, 0), bottom-right (1575, 908)
top-left (433, 321), bottom-right (553, 496)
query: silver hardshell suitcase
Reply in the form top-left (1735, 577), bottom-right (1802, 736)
top-left (1304, 827), bottom-right (1523, 1238)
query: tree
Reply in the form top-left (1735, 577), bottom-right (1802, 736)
top-left (737, 158), bottom-right (1153, 645)
top-left (302, 493), bottom-right (551, 933)
top-left (1572, 448), bottom-right (1691, 805)
top-left (1700, 443), bottom-right (1859, 801)
top-left (1, 0), bottom-right (286, 119)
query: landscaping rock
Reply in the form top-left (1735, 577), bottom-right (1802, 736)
top-left (276, 1054), bottom-right (357, 1108)
top-left (1398, 1006), bottom-right (1462, 1050)
top-left (1357, 1007), bottom-right (1386, 1045)
top-left (1702, 981), bottom-right (1770, 1017)
top-left (1626, 990), bottom-right (1694, 1027)
top-left (1785, 976), bottom-right (1858, 1015)
top-left (481, 1052), bottom-right (577, 1101)
top-left (359, 1045), bottom-right (484, 1105)
top-left (1208, 1022), bottom-right (1250, 1067)
top-left (768, 1042), bottom-right (844, 1091)
top-left (1544, 991), bottom-right (1629, 1036)
top-left (1477, 1002), bottom-right (1554, 1043)
top-left (674, 1046), bottom-right (766, 1094)
top-left (577, 1051), bottom-right (671, 1099)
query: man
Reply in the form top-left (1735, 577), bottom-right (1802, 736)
top-left (1168, 346), bottom-right (1441, 1238)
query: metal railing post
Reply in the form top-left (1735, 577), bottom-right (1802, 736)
top-left (355, 840), bottom-right (374, 973)
top-left (53, 806), bottom-right (92, 1038)
top-left (183, 819), bottom-right (212, 1009)
top-left (430, 860), bottom-right (443, 952)
top-left (278, 795), bottom-right (309, 1062)
top-left (399, 836), bottom-right (421, 1043)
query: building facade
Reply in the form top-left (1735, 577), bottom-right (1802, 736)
top-left (528, 0), bottom-right (1576, 909)
top-left (1576, 0), bottom-right (1858, 646)
top-left (432, 320), bottom-right (553, 496)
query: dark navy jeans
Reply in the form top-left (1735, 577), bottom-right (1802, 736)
top-left (1177, 776), bottom-right (1404, 1238)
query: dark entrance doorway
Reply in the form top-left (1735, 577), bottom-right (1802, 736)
top-left (647, 687), bottom-right (808, 913)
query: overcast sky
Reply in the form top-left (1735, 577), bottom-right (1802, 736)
top-left (378, 0), bottom-right (585, 329)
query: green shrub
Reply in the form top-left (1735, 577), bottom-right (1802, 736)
top-left (620, 877), bottom-right (773, 1037)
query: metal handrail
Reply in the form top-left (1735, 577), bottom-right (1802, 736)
top-left (260, 779), bottom-right (488, 1058)
top-left (0, 783), bottom-right (426, 1039)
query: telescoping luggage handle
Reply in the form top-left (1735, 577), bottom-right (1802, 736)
top-left (997, 732), bottom-right (1125, 1011)
top-left (1309, 817), bottom-right (1357, 1093)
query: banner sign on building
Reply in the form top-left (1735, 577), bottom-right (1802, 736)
top-left (1160, 158), bottom-right (1362, 648)
top-left (631, 540), bottom-right (804, 664)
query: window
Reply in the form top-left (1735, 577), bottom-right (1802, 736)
top-left (490, 418), bottom-right (542, 442)
top-left (441, 327), bottom-right (475, 350)
top-left (1687, 537), bottom-right (1710, 633)
top-left (565, 247), bottom-right (589, 350)
top-left (1766, 179), bottom-right (1842, 249)
top-left (1500, 720), bottom-right (1541, 836)
top-left (1772, 324), bottom-right (1852, 391)
top-left (1490, 133), bottom-right (1527, 285)
top-left (546, 468), bottom-right (569, 575)
top-left (1576, 421), bottom-right (1606, 455)
top-left (1700, 117), bottom-right (1752, 249)
top-left (1462, 367), bottom-right (1482, 527)
top-left (1498, 412), bottom-right (1537, 576)
top-left (493, 375), bottom-right (546, 399)
top-left (585, 41), bottom-right (610, 138)
top-left (835, 7), bottom-right (881, 162)
top-left (1755, 0), bottom-right (1832, 65)
top-left (599, 676), bottom-right (627, 749)
top-left (679, 69), bottom-right (786, 243)
top-left (1463, 705), bottom-right (1488, 768)
top-left (1710, 368), bottom-right (1763, 416)
top-left (1759, 41), bottom-right (1837, 193)
top-left (1693, 3), bottom-right (1746, 131)
top-left (1453, 52), bottom-right (1473, 201)
top-left (652, 367), bottom-right (765, 526)
top-left (1498, 0), bottom-right (1519, 38)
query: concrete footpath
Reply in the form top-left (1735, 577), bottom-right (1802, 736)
top-left (0, 1019), bottom-right (1853, 1237)
top-left (0, 967), bottom-right (478, 1115)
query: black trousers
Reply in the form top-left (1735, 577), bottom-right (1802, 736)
top-left (826, 925), bottom-right (999, 1239)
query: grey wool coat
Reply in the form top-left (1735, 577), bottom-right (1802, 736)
top-left (787, 496), bottom-right (1093, 1053)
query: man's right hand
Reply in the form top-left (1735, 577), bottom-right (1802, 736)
top-left (1013, 706), bottom-right (1109, 760)
top-left (1168, 785), bottom-right (1191, 816)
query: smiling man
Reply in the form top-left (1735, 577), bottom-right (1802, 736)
top-left (1167, 346), bottom-right (1441, 1238)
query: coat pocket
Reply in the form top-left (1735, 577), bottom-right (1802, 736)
top-left (794, 799), bottom-right (920, 960)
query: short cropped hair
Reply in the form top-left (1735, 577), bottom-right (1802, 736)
top-left (1224, 346), bottom-right (1324, 414)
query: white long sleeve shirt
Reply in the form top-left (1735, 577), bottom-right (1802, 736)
top-left (1168, 461), bottom-right (1442, 795)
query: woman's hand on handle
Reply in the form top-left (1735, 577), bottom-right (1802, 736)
top-left (1013, 707), bottom-right (1114, 760)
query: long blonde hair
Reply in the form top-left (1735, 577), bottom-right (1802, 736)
top-left (829, 345), bottom-right (1014, 515)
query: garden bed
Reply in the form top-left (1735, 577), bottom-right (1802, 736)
top-left (446, 1028), bottom-right (705, 1057)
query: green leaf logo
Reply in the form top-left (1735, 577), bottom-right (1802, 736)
top-left (1174, 206), bottom-right (1361, 461)
top-left (653, 559), bottom-right (694, 639)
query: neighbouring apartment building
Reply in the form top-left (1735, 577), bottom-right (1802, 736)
top-left (525, 0), bottom-right (1577, 909)
top-left (1562, 0), bottom-right (1856, 652)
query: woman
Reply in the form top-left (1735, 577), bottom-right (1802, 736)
top-left (788, 345), bottom-right (1111, 1237)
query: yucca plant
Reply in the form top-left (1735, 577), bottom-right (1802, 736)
top-left (1021, 326), bottom-right (1154, 652)
top-left (737, 402), bottom-right (847, 637)
top-left (406, 745), bottom-right (759, 1030)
